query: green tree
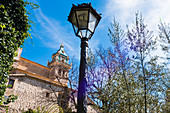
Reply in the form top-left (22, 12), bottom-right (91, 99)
top-left (158, 22), bottom-right (170, 112)
top-left (127, 13), bottom-right (166, 112)
top-left (108, 18), bottom-right (131, 113)
top-left (87, 46), bottom-right (138, 112)
top-left (87, 14), bottom-right (168, 113)
top-left (87, 47), bottom-right (116, 112)
top-left (0, 0), bottom-right (38, 105)
top-left (158, 22), bottom-right (170, 85)
top-left (87, 18), bottom-right (141, 112)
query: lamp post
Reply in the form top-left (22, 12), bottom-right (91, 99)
top-left (68, 3), bottom-right (101, 113)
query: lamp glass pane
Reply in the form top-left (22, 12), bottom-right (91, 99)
top-left (73, 25), bottom-right (78, 35)
top-left (78, 31), bottom-right (81, 37)
top-left (87, 30), bottom-right (92, 39)
top-left (78, 30), bottom-right (87, 38)
top-left (70, 12), bottom-right (78, 34)
top-left (71, 12), bottom-right (78, 27)
top-left (76, 10), bottom-right (88, 29)
top-left (88, 12), bottom-right (97, 32)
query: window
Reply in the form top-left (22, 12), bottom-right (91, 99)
top-left (62, 59), bottom-right (64, 62)
top-left (57, 93), bottom-right (61, 104)
top-left (59, 55), bottom-right (61, 60)
top-left (8, 79), bottom-right (15, 89)
top-left (53, 56), bottom-right (56, 61)
top-left (63, 70), bottom-right (65, 77)
top-left (62, 57), bottom-right (65, 63)
top-left (46, 92), bottom-right (50, 98)
top-left (58, 69), bottom-right (61, 75)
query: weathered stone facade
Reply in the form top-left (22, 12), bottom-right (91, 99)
top-left (4, 45), bottom-right (97, 113)
top-left (6, 75), bottom-right (62, 112)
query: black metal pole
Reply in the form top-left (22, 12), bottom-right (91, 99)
top-left (77, 38), bottom-right (88, 113)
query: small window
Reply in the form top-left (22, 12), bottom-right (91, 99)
top-left (8, 79), bottom-right (15, 89)
top-left (53, 56), bottom-right (55, 61)
top-left (46, 92), bottom-right (50, 98)
top-left (59, 56), bottom-right (61, 60)
top-left (57, 94), bottom-right (61, 104)
top-left (58, 69), bottom-right (61, 75)
top-left (63, 70), bottom-right (65, 77)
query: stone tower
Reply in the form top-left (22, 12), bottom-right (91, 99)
top-left (47, 43), bottom-right (71, 85)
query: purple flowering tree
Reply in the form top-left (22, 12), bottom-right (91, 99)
top-left (86, 14), bottom-right (167, 112)
top-left (87, 18), bottom-right (135, 112)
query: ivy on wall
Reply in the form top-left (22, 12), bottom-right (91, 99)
top-left (0, 0), bottom-right (38, 104)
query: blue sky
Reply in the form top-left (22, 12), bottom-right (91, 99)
top-left (21, 0), bottom-right (170, 66)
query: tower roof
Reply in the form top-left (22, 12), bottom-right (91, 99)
top-left (52, 43), bottom-right (68, 57)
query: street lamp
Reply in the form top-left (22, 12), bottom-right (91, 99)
top-left (68, 3), bottom-right (101, 113)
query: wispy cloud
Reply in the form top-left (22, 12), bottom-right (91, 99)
top-left (29, 0), bottom-right (170, 60)
top-left (32, 7), bottom-right (80, 58)
top-left (32, 6), bottom-right (102, 59)
top-left (104, 0), bottom-right (170, 32)
top-left (103, 0), bottom-right (170, 64)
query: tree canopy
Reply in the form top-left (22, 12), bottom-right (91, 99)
top-left (87, 13), bottom-right (169, 112)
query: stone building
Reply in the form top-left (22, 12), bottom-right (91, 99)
top-left (4, 44), bottom-right (97, 113)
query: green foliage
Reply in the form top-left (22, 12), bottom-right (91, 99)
top-left (0, 0), bottom-right (38, 105)
top-left (3, 94), bottom-right (18, 105)
top-left (127, 13), bottom-right (167, 112)
top-left (58, 87), bottom-right (71, 112)
top-left (21, 105), bottom-right (63, 113)
top-left (158, 22), bottom-right (170, 87)
top-left (88, 13), bottom-right (168, 113)
top-left (58, 106), bottom-right (64, 113)
top-left (87, 17), bottom-right (135, 112)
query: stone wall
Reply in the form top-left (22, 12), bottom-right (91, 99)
top-left (5, 47), bottom-right (98, 112)
top-left (6, 76), bottom-right (63, 112)
top-left (5, 55), bottom-right (98, 112)
top-left (5, 75), bottom-right (98, 113)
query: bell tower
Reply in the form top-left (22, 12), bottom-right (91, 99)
top-left (48, 43), bottom-right (71, 85)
